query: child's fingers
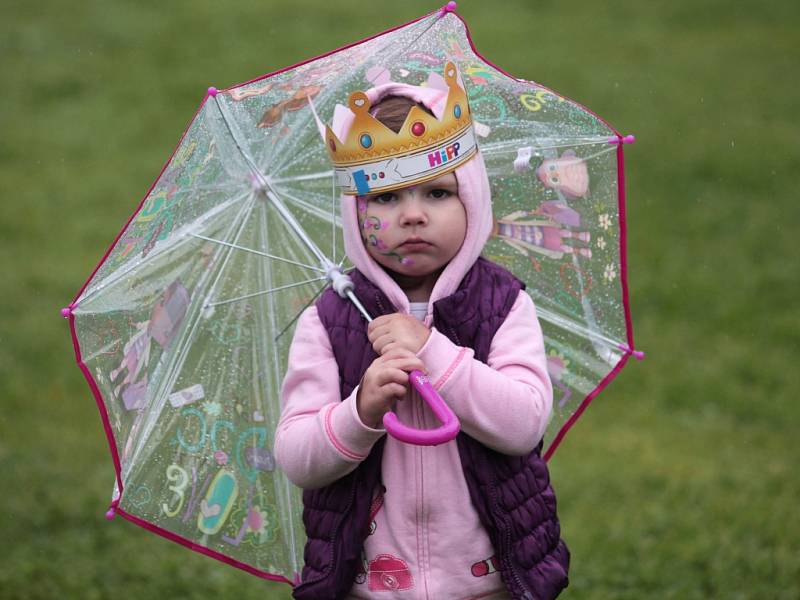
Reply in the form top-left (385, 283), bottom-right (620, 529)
top-left (380, 382), bottom-right (407, 399)
top-left (375, 366), bottom-right (410, 386)
top-left (372, 332), bottom-right (398, 355)
top-left (377, 346), bottom-right (418, 362)
top-left (381, 355), bottom-right (426, 374)
top-left (367, 320), bottom-right (395, 345)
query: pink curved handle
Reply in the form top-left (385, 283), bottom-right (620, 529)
top-left (382, 370), bottom-right (460, 446)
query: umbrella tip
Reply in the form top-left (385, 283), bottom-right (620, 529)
top-left (60, 306), bottom-right (72, 318)
top-left (608, 134), bottom-right (636, 145)
top-left (207, 87), bottom-right (219, 97)
top-left (439, 1), bottom-right (457, 16)
top-left (618, 343), bottom-right (645, 360)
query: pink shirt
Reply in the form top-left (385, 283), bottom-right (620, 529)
top-left (275, 289), bottom-right (552, 599)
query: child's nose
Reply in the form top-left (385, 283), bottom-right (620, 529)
top-left (399, 196), bottom-right (428, 226)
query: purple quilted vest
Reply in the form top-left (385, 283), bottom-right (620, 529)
top-left (293, 257), bottom-right (569, 600)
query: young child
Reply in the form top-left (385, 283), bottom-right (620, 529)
top-left (275, 63), bottom-right (569, 600)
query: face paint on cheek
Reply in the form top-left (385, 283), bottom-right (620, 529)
top-left (367, 234), bottom-right (388, 251)
top-left (362, 216), bottom-right (382, 230)
top-left (367, 234), bottom-right (414, 266)
top-left (359, 199), bottom-right (410, 265)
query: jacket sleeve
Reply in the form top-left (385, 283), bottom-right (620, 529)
top-left (416, 289), bottom-right (553, 455)
top-left (273, 305), bottom-right (385, 489)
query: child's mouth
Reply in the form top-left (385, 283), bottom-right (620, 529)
top-left (398, 240), bottom-right (432, 251)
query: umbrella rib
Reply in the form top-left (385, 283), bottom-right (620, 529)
top-left (481, 138), bottom-right (618, 156)
top-left (205, 275), bottom-right (329, 309)
top-left (76, 190), bottom-right (251, 307)
top-left (273, 186), bottom-right (342, 228)
top-left (331, 169), bottom-right (337, 264)
top-left (269, 170), bottom-right (334, 184)
top-left (188, 233), bottom-right (324, 273)
top-left (273, 282), bottom-right (329, 342)
top-left (532, 302), bottom-right (623, 349)
top-left (209, 95), bottom-right (339, 274)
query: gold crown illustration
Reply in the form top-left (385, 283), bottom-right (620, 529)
top-left (324, 61), bottom-right (478, 196)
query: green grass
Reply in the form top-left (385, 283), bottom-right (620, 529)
top-left (1, 0), bottom-right (798, 598)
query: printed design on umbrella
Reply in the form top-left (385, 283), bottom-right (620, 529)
top-left (494, 200), bottom-right (592, 261)
top-left (109, 141), bottom-right (216, 269)
top-left (547, 349), bottom-right (572, 408)
top-left (222, 486), bottom-right (280, 547)
top-left (537, 150), bottom-right (589, 199)
top-left (197, 468), bottom-right (239, 535)
top-left (257, 85), bottom-right (322, 130)
top-left (109, 279), bottom-right (190, 411)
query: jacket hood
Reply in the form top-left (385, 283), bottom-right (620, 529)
top-left (333, 75), bottom-right (494, 317)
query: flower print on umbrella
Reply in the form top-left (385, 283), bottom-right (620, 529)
top-left (603, 263), bottom-right (617, 283)
top-left (246, 504), bottom-right (279, 543)
top-left (598, 213), bottom-right (612, 231)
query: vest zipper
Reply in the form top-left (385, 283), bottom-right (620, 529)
top-left (488, 479), bottom-right (533, 600)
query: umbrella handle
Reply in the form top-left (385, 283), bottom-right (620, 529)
top-left (382, 370), bottom-right (460, 446)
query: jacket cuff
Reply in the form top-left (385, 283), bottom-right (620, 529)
top-left (323, 387), bottom-right (385, 462)
top-left (416, 327), bottom-right (471, 392)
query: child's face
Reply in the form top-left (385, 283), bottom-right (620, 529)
top-left (357, 172), bottom-right (467, 278)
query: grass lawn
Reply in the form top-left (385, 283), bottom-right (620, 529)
top-left (1, 0), bottom-right (797, 598)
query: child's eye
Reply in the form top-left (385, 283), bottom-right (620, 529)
top-left (430, 189), bottom-right (452, 199)
top-left (371, 193), bottom-right (395, 204)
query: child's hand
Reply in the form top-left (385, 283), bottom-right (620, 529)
top-left (367, 314), bottom-right (431, 355)
top-left (356, 347), bottom-right (426, 429)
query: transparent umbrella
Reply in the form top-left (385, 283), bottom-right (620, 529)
top-left (62, 1), bottom-right (641, 585)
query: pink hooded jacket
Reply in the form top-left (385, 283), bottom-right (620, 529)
top-left (275, 75), bottom-right (553, 600)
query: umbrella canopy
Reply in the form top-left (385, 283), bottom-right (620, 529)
top-left (63, 2), bottom-right (639, 584)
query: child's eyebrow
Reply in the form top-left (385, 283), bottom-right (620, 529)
top-left (420, 179), bottom-right (457, 189)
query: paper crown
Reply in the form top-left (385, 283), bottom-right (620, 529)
top-left (324, 62), bottom-right (478, 196)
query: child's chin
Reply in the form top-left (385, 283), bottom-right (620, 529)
top-left (382, 259), bottom-right (442, 279)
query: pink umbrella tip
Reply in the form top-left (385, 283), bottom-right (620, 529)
top-left (618, 343), bottom-right (645, 360)
top-left (608, 134), bottom-right (636, 145)
top-left (60, 306), bottom-right (72, 318)
top-left (207, 87), bottom-right (218, 97)
top-left (440, 2), bottom-right (457, 16)
top-left (105, 506), bottom-right (117, 520)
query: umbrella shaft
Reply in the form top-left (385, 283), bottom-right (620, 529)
top-left (345, 290), bottom-right (373, 323)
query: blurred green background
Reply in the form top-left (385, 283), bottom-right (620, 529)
top-left (1, 0), bottom-right (797, 598)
